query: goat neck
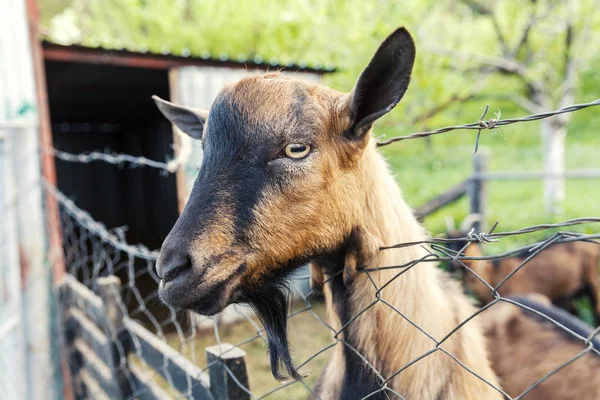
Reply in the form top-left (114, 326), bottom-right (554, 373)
top-left (315, 141), bottom-right (501, 400)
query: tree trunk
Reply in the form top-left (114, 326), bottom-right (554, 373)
top-left (541, 117), bottom-right (567, 216)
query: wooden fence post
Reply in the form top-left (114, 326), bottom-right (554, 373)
top-left (206, 344), bottom-right (250, 400)
top-left (469, 151), bottom-right (488, 232)
top-left (97, 276), bottom-right (130, 399)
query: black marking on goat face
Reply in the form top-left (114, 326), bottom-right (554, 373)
top-left (156, 96), bottom-right (271, 313)
top-left (200, 98), bottom-right (269, 244)
top-left (197, 81), bottom-right (315, 244)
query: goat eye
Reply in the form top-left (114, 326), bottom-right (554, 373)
top-left (284, 144), bottom-right (311, 159)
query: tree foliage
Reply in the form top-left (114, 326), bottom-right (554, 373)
top-left (41, 0), bottom-right (600, 136)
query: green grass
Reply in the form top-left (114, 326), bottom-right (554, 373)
top-left (379, 104), bottom-right (600, 252)
top-left (166, 301), bottom-right (333, 399)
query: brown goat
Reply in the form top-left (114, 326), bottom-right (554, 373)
top-left (446, 219), bottom-right (600, 325)
top-left (153, 28), bottom-right (501, 399)
top-left (478, 294), bottom-right (600, 399)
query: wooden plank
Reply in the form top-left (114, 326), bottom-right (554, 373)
top-left (65, 307), bottom-right (112, 367)
top-left (78, 368), bottom-right (112, 400)
top-left (128, 361), bottom-right (173, 400)
top-left (72, 338), bottom-right (112, 384)
top-left (0, 121), bottom-right (37, 129)
top-left (124, 318), bottom-right (214, 400)
top-left (59, 275), bottom-right (104, 326)
top-left (0, 124), bottom-right (27, 400)
top-left (414, 180), bottom-right (468, 220)
top-left (96, 276), bottom-right (125, 335)
top-left (96, 276), bottom-right (130, 400)
top-left (71, 338), bottom-right (120, 400)
top-left (206, 344), bottom-right (250, 400)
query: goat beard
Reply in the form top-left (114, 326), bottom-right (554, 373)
top-left (243, 279), bottom-right (304, 381)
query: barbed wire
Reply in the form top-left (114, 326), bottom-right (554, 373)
top-left (380, 218), bottom-right (600, 252)
top-left (47, 147), bottom-right (173, 173)
top-left (376, 98), bottom-right (600, 147)
top-left (43, 180), bottom-right (159, 261)
top-left (39, 98), bottom-right (600, 177)
top-left (44, 130), bottom-right (195, 174)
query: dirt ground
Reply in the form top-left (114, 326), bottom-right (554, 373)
top-left (165, 299), bottom-right (334, 399)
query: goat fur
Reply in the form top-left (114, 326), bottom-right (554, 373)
top-left (478, 294), bottom-right (600, 399)
top-left (449, 238), bottom-right (600, 325)
top-left (309, 145), bottom-right (501, 399)
top-left (154, 28), bottom-right (502, 399)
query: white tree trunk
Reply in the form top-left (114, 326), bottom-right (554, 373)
top-left (541, 118), bottom-right (567, 215)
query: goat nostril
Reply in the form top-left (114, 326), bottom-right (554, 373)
top-left (161, 258), bottom-right (192, 284)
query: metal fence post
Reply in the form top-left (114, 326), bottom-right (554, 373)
top-left (469, 151), bottom-right (488, 232)
top-left (206, 344), bottom-right (250, 400)
top-left (97, 276), bottom-right (130, 399)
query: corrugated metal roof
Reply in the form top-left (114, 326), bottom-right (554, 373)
top-left (41, 37), bottom-right (336, 74)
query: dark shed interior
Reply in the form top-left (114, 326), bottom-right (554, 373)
top-left (45, 60), bottom-right (179, 250)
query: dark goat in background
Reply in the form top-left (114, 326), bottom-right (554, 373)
top-left (445, 215), bottom-right (600, 325)
top-left (479, 294), bottom-right (600, 400)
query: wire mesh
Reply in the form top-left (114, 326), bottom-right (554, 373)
top-left (44, 98), bottom-right (600, 400)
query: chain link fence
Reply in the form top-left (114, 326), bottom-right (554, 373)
top-left (23, 98), bottom-right (600, 399)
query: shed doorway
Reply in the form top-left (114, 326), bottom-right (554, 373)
top-left (45, 60), bottom-right (178, 249)
top-left (45, 60), bottom-right (179, 319)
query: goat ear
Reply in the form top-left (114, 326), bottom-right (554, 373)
top-left (152, 95), bottom-right (208, 140)
top-left (344, 27), bottom-right (415, 141)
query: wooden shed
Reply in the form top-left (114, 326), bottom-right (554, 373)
top-left (42, 42), bottom-right (331, 249)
